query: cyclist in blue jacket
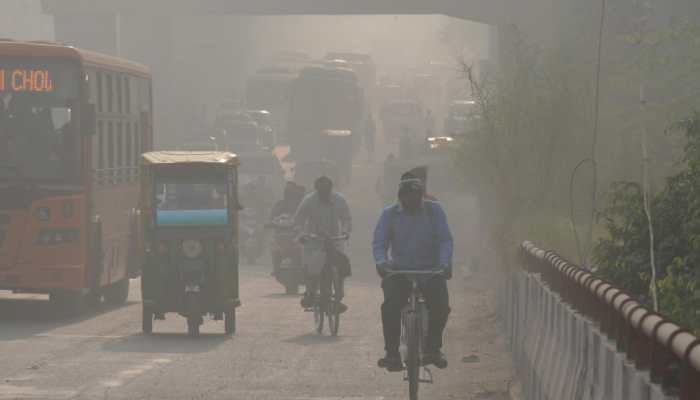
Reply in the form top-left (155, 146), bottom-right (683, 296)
top-left (373, 173), bottom-right (453, 371)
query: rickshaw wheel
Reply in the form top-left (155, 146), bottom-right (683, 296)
top-left (187, 318), bottom-right (200, 337)
top-left (284, 282), bottom-right (298, 295)
top-left (142, 306), bottom-right (153, 334)
top-left (104, 279), bottom-right (129, 306)
top-left (224, 309), bottom-right (236, 335)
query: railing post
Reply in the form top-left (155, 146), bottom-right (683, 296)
top-left (680, 357), bottom-right (700, 400)
top-left (519, 241), bottom-right (700, 398)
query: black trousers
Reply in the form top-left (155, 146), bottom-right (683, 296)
top-left (306, 267), bottom-right (345, 300)
top-left (381, 275), bottom-right (450, 354)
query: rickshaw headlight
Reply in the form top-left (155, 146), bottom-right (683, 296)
top-left (215, 239), bottom-right (228, 255)
top-left (182, 239), bottom-right (203, 259)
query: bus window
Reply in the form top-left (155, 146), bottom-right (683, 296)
top-left (107, 122), bottom-right (114, 183)
top-left (106, 74), bottom-right (113, 113)
top-left (97, 122), bottom-right (104, 176)
top-left (0, 94), bottom-right (80, 182)
top-left (87, 70), bottom-right (97, 107)
top-left (124, 76), bottom-right (131, 115)
top-left (116, 122), bottom-right (123, 181)
top-left (133, 122), bottom-right (140, 162)
top-left (137, 78), bottom-right (150, 113)
top-left (116, 75), bottom-right (122, 114)
top-left (126, 123), bottom-right (132, 173)
top-left (97, 72), bottom-right (103, 112)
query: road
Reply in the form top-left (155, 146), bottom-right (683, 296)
top-left (0, 261), bottom-right (513, 400)
top-left (0, 148), bottom-right (514, 400)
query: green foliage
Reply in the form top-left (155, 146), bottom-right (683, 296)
top-left (594, 112), bottom-right (700, 332)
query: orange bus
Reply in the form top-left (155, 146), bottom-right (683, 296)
top-left (0, 40), bottom-right (153, 312)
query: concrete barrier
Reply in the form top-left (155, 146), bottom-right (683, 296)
top-left (508, 270), bottom-right (678, 400)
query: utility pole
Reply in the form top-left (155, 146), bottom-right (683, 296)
top-left (637, 0), bottom-right (659, 312)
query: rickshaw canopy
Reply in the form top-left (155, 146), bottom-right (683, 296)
top-left (141, 151), bottom-right (239, 167)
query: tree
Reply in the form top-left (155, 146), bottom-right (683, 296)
top-left (594, 113), bottom-right (700, 333)
top-left (453, 25), bottom-right (590, 257)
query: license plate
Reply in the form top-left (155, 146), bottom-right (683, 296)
top-left (185, 284), bottom-right (200, 293)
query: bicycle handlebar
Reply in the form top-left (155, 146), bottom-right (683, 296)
top-left (381, 269), bottom-right (446, 281)
top-left (301, 233), bottom-right (349, 242)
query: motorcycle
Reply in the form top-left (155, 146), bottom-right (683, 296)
top-left (268, 215), bottom-right (305, 294)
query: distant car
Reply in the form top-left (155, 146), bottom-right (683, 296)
top-left (445, 100), bottom-right (478, 137)
top-left (215, 112), bottom-right (262, 153)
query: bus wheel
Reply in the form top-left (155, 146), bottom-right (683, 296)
top-left (50, 291), bottom-right (85, 316)
top-left (104, 279), bottom-right (129, 306)
top-left (284, 282), bottom-right (298, 295)
top-left (85, 291), bottom-right (102, 308)
top-left (142, 305), bottom-right (153, 334)
top-left (224, 309), bottom-right (236, 335)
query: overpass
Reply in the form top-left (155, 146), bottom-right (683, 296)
top-left (41, 0), bottom-right (511, 25)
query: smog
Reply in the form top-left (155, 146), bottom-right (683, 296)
top-left (1, 1), bottom-right (699, 399)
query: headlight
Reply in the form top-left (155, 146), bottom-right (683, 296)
top-left (182, 239), bottom-right (203, 259)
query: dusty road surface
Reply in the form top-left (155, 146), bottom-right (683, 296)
top-left (0, 265), bottom-right (513, 400)
top-left (0, 153), bottom-right (515, 400)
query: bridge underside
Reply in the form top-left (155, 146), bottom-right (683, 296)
top-left (41, 0), bottom-right (508, 25)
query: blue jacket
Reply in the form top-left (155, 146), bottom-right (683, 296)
top-left (372, 201), bottom-right (453, 270)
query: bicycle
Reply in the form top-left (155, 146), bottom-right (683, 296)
top-left (383, 269), bottom-right (445, 400)
top-left (300, 233), bottom-right (348, 337)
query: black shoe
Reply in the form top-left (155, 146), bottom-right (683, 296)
top-left (378, 352), bottom-right (403, 372)
top-left (335, 302), bottom-right (348, 314)
top-left (422, 350), bottom-right (448, 369)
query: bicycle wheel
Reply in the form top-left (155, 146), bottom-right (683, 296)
top-left (328, 273), bottom-right (341, 336)
top-left (405, 312), bottom-right (420, 400)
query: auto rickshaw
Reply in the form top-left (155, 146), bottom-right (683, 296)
top-left (139, 151), bottom-right (240, 337)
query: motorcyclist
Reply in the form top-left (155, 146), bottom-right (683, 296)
top-left (373, 173), bottom-right (453, 371)
top-left (293, 176), bottom-right (352, 313)
top-left (270, 181), bottom-right (306, 220)
top-left (269, 182), bottom-right (306, 276)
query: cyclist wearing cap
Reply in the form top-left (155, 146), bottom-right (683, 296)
top-left (372, 173), bottom-right (453, 371)
top-left (293, 176), bottom-right (352, 312)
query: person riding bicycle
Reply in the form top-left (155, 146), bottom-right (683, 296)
top-left (293, 176), bottom-right (352, 313)
top-left (373, 173), bottom-right (453, 371)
